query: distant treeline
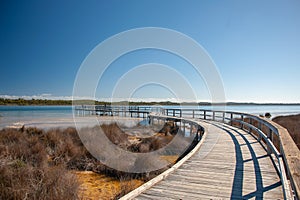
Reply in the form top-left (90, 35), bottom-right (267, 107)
top-left (0, 98), bottom-right (299, 106)
top-left (0, 98), bottom-right (72, 105)
top-left (0, 98), bottom-right (180, 106)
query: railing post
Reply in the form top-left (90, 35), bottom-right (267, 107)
top-left (241, 114), bottom-right (244, 129)
top-left (192, 110), bottom-right (195, 118)
top-left (258, 121), bottom-right (262, 142)
top-left (267, 128), bottom-right (272, 155)
top-left (183, 122), bottom-right (186, 136)
top-left (222, 112), bottom-right (225, 123)
top-left (204, 110), bottom-right (206, 120)
top-left (249, 118), bottom-right (253, 133)
top-left (230, 113), bottom-right (233, 126)
top-left (190, 123), bottom-right (193, 137)
top-left (213, 111), bottom-right (215, 121)
top-left (196, 125), bottom-right (199, 141)
top-left (173, 109), bottom-right (175, 117)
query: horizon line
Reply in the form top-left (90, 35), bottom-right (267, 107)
top-left (0, 95), bottom-right (300, 105)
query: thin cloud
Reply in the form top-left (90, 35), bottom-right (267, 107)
top-left (0, 94), bottom-right (205, 103)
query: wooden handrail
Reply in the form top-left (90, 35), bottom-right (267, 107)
top-left (162, 108), bottom-right (299, 200)
top-left (269, 121), bottom-right (300, 199)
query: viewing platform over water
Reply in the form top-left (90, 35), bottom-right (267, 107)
top-left (74, 105), bottom-right (152, 118)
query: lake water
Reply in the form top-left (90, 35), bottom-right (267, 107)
top-left (0, 106), bottom-right (73, 128)
top-left (1, 105), bottom-right (300, 129)
top-left (167, 105), bottom-right (300, 116)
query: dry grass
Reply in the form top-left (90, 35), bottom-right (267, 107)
top-left (0, 122), bottom-right (186, 199)
top-left (159, 155), bottom-right (178, 164)
top-left (0, 128), bottom-right (80, 200)
top-left (75, 171), bottom-right (143, 200)
top-left (101, 123), bottom-right (131, 149)
top-left (273, 114), bottom-right (300, 150)
top-left (127, 121), bottom-right (185, 154)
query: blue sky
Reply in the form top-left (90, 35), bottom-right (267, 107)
top-left (0, 0), bottom-right (299, 103)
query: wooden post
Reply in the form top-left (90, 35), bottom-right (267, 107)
top-left (204, 110), bottom-right (206, 120)
top-left (222, 112), bottom-right (225, 123)
top-left (241, 115), bottom-right (244, 129)
top-left (249, 118), bottom-right (253, 133)
top-left (183, 122), bottom-right (186, 137)
top-left (267, 128), bottom-right (272, 155)
top-left (196, 125), bottom-right (199, 141)
top-left (258, 122), bottom-right (262, 142)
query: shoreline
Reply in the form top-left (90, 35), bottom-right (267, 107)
top-left (0, 116), bottom-right (143, 130)
top-left (1, 111), bottom-right (300, 130)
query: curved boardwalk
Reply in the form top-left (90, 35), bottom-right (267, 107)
top-left (135, 120), bottom-right (283, 199)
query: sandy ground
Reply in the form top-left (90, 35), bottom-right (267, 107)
top-left (0, 116), bottom-right (143, 130)
top-left (75, 171), bottom-right (144, 200)
top-left (74, 155), bottom-right (178, 200)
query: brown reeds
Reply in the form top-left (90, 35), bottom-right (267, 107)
top-left (273, 114), bottom-right (300, 150)
top-left (0, 128), bottom-right (80, 200)
top-left (0, 122), bottom-right (186, 199)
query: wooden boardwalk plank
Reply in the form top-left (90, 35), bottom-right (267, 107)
top-left (135, 120), bottom-right (283, 199)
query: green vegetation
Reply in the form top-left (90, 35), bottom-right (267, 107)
top-left (0, 98), bottom-right (72, 105)
top-left (0, 98), bottom-right (180, 106)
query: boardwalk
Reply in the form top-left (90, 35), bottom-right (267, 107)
top-left (77, 106), bottom-right (298, 199)
top-left (135, 120), bottom-right (283, 199)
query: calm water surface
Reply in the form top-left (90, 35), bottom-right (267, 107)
top-left (0, 106), bottom-right (73, 128)
top-left (1, 105), bottom-right (300, 129)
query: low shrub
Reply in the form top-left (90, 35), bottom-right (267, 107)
top-left (0, 122), bottom-right (187, 199)
top-left (273, 114), bottom-right (300, 150)
top-left (0, 127), bottom-right (80, 200)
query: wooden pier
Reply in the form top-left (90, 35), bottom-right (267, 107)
top-left (75, 105), bottom-right (299, 199)
top-left (74, 105), bottom-right (154, 118)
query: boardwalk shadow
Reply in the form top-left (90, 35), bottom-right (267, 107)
top-left (211, 123), bottom-right (281, 199)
